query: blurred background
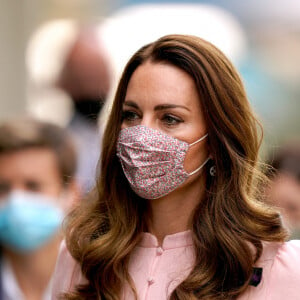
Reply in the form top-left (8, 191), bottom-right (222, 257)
top-left (1, 0), bottom-right (299, 158)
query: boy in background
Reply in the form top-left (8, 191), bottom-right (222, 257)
top-left (0, 117), bottom-right (79, 300)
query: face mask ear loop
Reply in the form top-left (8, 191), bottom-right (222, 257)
top-left (188, 156), bottom-right (211, 176)
top-left (189, 133), bottom-right (208, 147)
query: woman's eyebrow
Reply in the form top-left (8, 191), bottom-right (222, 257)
top-left (154, 104), bottom-right (190, 111)
top-left (123, 101), bottom-right (190, 112)
top-left (123, 100), bottom-right (139, 109)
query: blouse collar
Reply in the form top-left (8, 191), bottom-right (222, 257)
top-left (138, 230), bottom-right (193, 249)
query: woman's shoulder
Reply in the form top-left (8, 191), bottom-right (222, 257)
top-left (239, 240), bottom-right (300, 300)
top-left (271, 240), bottom-right (300, 276)
top-left (259, 240), bottom-right (300, 298)
top-left (261, 239), bottom-right (300, 268)
top-left (275, 239), bottom-right (300, 259)
top-left (260, 239), bottom-right (300, 273)
top-left (262, 238), bottom-right (300, 255)
top-left (51, 240), bottom-right (86, 300)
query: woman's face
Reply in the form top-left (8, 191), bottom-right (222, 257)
top-left (121, 61), bottom-right (209, 175)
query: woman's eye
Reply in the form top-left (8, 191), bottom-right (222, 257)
top-left (162, 114), bottom-right (183, 126)
top-left (122, 111), bottom-right (140, 122)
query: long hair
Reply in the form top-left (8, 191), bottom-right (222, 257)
top-left (62, 34), bottom-right (287, 299)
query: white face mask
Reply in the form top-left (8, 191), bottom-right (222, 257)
top-left (117, 125), bottom-right (210, 199)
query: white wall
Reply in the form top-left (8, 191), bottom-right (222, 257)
top-left (0, 0), bottom-right (26, 120)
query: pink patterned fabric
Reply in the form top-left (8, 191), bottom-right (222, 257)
top-left (116, 125), bottom-right (208, 199)
top-left (51, 233), bottom-right (300, 300)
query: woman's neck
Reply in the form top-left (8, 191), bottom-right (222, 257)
top-left (147, 176), bottom-right (205, 245)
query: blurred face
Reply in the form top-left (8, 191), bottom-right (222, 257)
top-left (0, 147), bottom-right (64, 200)
top-left (267, 173), bottom-right (300, 229)
top-left (121, 61), bottom-right (209, 180)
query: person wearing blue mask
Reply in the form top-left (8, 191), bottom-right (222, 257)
top-left (0, 117), bottom-right (78, 300)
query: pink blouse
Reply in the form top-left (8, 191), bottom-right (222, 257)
top-left (51, 231), bottom-right (300, 299)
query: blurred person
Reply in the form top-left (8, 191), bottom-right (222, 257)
top-left (52, 35), bottom-right (300, 300)
top-left (26, 22), bottom-right (111, 194)
top-left (265, 141), bottom-right (300, 238)
top-left (0, 117), bottom-right (78, 300)
top-left (55, 26), bottom-right (111, 194)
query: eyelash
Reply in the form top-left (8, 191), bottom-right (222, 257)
top-left (122, 110), bottom-right (140, 122)
top-left (162, 114), bottom-right (183, 126)
top-left (121, 110), bottom-right (183, 127)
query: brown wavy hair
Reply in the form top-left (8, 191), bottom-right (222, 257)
top-left (62, 34), bottom-right (287, 299)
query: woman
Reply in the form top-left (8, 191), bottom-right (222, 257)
top-left (51, 34), bottom-right (300, 299)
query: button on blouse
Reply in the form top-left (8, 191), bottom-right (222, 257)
top-left (124, 230), bottom-right (195, 299)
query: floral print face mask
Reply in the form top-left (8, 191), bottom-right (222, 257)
top-left (116, 125), bottom-right (210, 199)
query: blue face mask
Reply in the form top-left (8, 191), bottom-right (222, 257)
top-left (0, 190), bottom-right (64, 252)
